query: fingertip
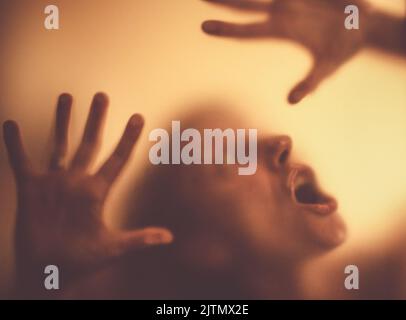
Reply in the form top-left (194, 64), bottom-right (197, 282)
top-left (3, 120), bottom-right (14, 131)
top-left (2, 120), bottom-right (29, 174)
top-left (57, 94), bottom-right (73, 120)
top-left (129, 113), bottom-right (145, 129)
top-left (58, 93), bottom-right (73, 106)
top-left (287, 90), bottom-right (303, 105)
top-left (159, 229), bottom-right (174, 244)
top-left (288, 81), bottom-right (312, 105)
top-left (202, 20), bottom-right (220, 34)
top-left (144, 228), bottom-right (174, 246)
top-left (93, 92), bottom-right (109, 107)
top-left (3, 120), bottom-right (18, 138)
top-left (89, 92), bottom-right (109, 120)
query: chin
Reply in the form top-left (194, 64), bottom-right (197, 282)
top-left (305, 211), bottom-right (348, 250)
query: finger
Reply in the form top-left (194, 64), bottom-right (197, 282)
top-left (288, 60), bottom-right (339, 104)
top-left (202, 0), bottom-right (271, 11)
top-left (70, 92), bottom-right (108, 171)
top-left (96, 114), bottom-right (144, 186)
top-left (117, 227), bottom-right (174, 254)
top-left (3, 121), bottom-right (33, 181)
top-left (202, 20), bottom-right (276, 37)
top-left (49, 93), bottom-right (72, 171)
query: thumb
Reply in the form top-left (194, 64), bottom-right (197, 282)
top-left (288, 59), bottom-right (338, 104)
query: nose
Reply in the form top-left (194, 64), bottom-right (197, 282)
top-left (264, 135), bottom-right (292, 170)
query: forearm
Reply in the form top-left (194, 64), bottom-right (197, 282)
top-left (366, 11), bottom-right (406, 56)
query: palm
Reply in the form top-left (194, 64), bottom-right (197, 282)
top-left (202, 0), bottom-right (370, 103)
top-left (16, 172), bottom-right (110, 271)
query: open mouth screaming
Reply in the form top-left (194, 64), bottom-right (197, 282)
top-left (288, 165), bottom-right (338, 215)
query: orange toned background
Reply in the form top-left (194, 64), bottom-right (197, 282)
top-left (0, 0), bottom-right (405, 296)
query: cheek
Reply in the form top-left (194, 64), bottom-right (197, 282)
top-left (190, 168), bottom-right (297, 254)
top-left (231, 177), bottom-right (295, 253)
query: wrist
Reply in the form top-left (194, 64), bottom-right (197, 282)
top-left (366, 10), bottom-right (406, 56)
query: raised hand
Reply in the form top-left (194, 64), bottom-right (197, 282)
top-left (3, 93), bottom-right (173, 297)
top-left (202, 0), bottom-right (371, 104)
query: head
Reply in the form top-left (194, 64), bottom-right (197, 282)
top-left (124, 107), bottom-right (346, 297)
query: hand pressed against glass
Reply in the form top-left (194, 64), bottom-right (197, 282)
top-left (3, 93), bottom-right (173, 296)
top-left (202, 0), bottom-right (371, 104)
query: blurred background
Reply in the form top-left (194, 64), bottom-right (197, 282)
top-left (0, 0), bottom-right (405, 297)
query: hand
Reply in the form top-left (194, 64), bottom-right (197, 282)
top-left (202, 0), bottom-right (371, 104)
top-left (3, 93), bottom-right (173, 296)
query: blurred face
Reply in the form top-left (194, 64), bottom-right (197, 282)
top-left (176, 134), bottom-right (347, 265)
